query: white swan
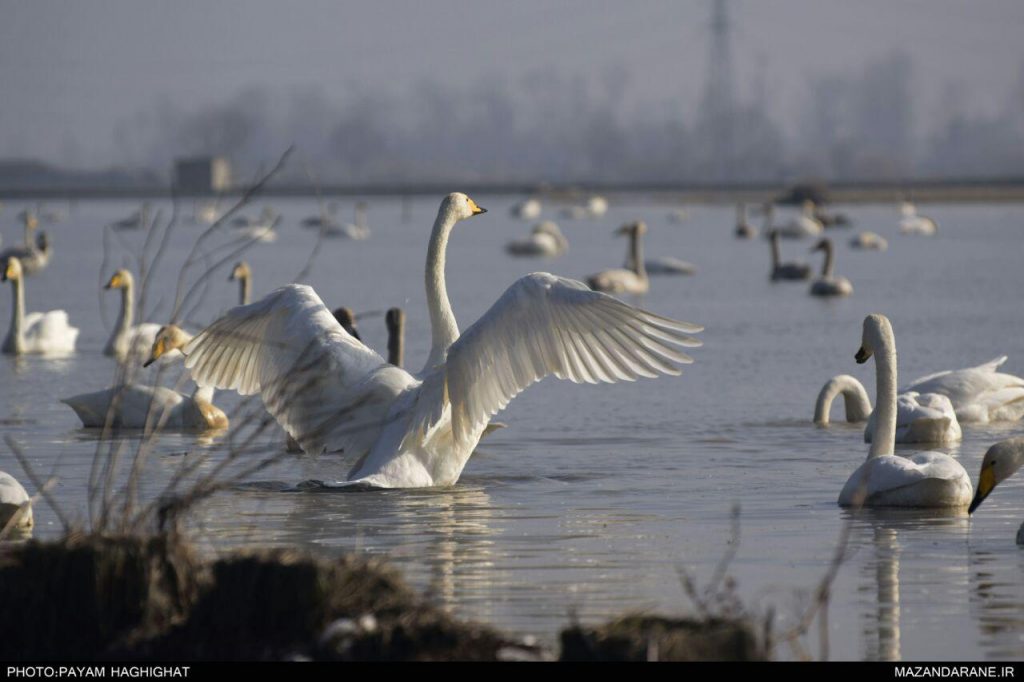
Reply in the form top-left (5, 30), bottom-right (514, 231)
top-left (505, 221), bottom-right (568, 257)
top-left (769, 229), bottom-right (811, 281)
top-left (0, 470), bottom-right (33, 533)
top-left (774, 200), bottom-right (824, 239)
top-left (330, 202), bottom-right (371, 240)
top-left (967, 437), bottom-right (1024, 543)
top-left (229, 261), bottom-right (252, 306)
top-left (850, 231), bottom-right (888, 251)
top-left (62, 326), bottom-right (228, 430)
top-left (645, 256), bottom-right (696, 276)
top-left (0, 213), bottom-right (51, 276)
top-left (814, 374), bottom-right (962, 445)
top-left (510, 197), bottom-right (542, 221)
top-left (809, 238), bottom-right (853, 297)
top-left (181, 193), bottom-right (702, 489)
top-left (2, 257), bottom-right (78, 355)
top-left (735, 204), bottom-right (757, 239)
top-left (899, 202), bottom-right (937, 236)
top-left (838, 314), bottom-right (972, 508)
top-left (586, 221), bottom-right (649, 294)
top-left (902, 356), bottom-right (1024, 424)
top-left (103, 269), bottom-right (162, 361)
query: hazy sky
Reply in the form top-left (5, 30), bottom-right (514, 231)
top-left (2, 0), bottom-right (1023, 167)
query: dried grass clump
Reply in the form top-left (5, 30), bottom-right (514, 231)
top-left (560, 614), bottom-right (765, 662)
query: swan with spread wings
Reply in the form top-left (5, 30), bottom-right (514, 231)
top-left (181, 193), bottom-right (703, 489)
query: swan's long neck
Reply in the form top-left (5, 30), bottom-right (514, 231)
top-left (628, 229), bottom-right (646, 279)
top-left (5, 276), bottom-right (25, 353)
top-left (239, 274), bottom-right (251, 306)
top-left (108, 279), bottom-right (135, 353)
top-left (423, 208), bottom-right (460, 371)
top-left (387, 314), bottom-right (405, 368)
top-left (820, 241), bottom-right (834, 278)
top-left (869, 330), bottom-right (899, 458)
top-left (770, 232), bottom-right (780, 268)
top-left (814, 375), bottom-right (872, 424)
top-left (23, 222), bottom-right (35, 248)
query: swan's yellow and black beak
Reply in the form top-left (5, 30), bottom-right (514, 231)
top-left (467, 197), bottom-right (487, 216)
top-left (105, 273), bottom-right (123, 290)
top-left (143, 337), bottom-right (166, 368)
top-left (969, 465), bottom-right (996, 514)
top-left (855, 346), bottom-right (871, 364)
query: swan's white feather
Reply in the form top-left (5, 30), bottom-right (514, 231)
top-left (904, 356), bottom-right (1024, 423)
top-left (839, 451), bottom-right (972, 507)
top-left (20, 310), bottom-right (78, 354)
top-left (417, 273), bottom-right (702, 446)
top-left (184, 285), bottom-right (415, 457)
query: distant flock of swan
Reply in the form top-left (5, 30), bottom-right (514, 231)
top-left (2, 194), bottom-right (1023, 544)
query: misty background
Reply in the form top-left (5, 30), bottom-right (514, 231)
top-left (3, 0), bottom-right (1024, 185)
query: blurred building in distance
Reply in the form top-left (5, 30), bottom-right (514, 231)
top-left (174, 157), bottom-right (232, 193)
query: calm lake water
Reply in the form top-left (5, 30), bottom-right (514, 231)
top-left (2, 195), bottom-right (1023, 661)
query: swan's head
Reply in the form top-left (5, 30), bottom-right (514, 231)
top-left (900, 201), bottom-right (916, 217)
top-left (144, 324), bottom-right (192, 367)
top-left (442, 193), bottom-right (487, 222)
top-left (2, 256), bottom-right (23, 283)
top-left (856, 313), bottom-right (892, 364)
top-left (385, 307), bottom-right (405, 334)
top-left (36, 231), bottom-right (50, 252)
top-left (969, 437), bottom-right (1024, 514)
top-left (229, 261), bottom-right (251, 282)
top-left (332, 307), bottom-right (360, 340)
top-left (615, 221), bottom-right (647, 237)
top-left (105, 269), bottom-right (133, 290)
top-left (22, 211), bottom-right (39, 231)
top-left (810, 238), bottom-right (832, 253)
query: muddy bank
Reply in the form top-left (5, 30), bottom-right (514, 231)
top-left (0, 533), bottom-right (764, 661)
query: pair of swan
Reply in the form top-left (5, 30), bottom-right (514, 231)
top-left (231, 207), bottom-right (279, 243)
top-left (0, 212), bottom-right (51, 276)
top-left (899, 202), bottom-right (937, 236)
top-left (0, 471), bottom-right (32, 534)
top-left (505, 221), bottom-right (568, 257)
top-left (838, 314), bottom-right (973, 508)
top-left (62, 325), bottom-right (228, 431)
top-left (815, 375), bottom-right (961, 444)
top-left (809, 238), bottom-right (853, 297)
top-left (103, 269), bottom-right (163, 362)
top-left (769, 230), bottom-right (811, 281)
top-left (302, 202), bottom-right (371, 240)
top-left (2, 257), bottom-right (78, 355)
top-left (178, 193), bottom-right (702, 488)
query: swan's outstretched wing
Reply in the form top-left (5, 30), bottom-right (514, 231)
top-left (417, 272), bottom-right (702, 445)
top-left (184, 285), bottom-right (413, 456)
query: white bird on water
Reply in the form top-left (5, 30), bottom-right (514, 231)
top-left (967, 437), bottom-right (1024, 544)
top-left (181, 193), bottom-right (702, 489)
top-left (838, 314), bottom-right (972, 508)
top-left (2, 257), bottom-right (78, 355)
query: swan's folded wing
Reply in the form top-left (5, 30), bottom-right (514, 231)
top-left (426, 272), bottom-right (703, 445)
top-left (184, 285), bottom-right (405, 455)
top-left (906, 356), bottom-right (1008, 390)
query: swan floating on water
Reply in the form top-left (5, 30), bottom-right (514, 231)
top-left (735, 204), bottom-right (757, 239)
top-left (899, 202), bottom-right (937, 236)
top-left (229, 262), bottom-right (253, 306)
top-left (814, 374), bottom-right (962, 444)
top-left (967, 437), bottom-right (1024, 543)
top-left (505, 221), bottom-right (568, 257)
top-left (231, 207), bottom-right (278, 243)
top-left (510, 198), bottom-right (542, 221)
top-left (181, 193), bottom-right (702, 489)
top-left (0, 471), bottom-right (32, 534)
top-left (103, 269), bottom-right (162, 362)
top-left (64, 326), bottom-right (228, 430)
top-left (902, 356), bottom-right (1024, 424)
top-left (809, 238), bottom-right (853, 297)
top-left (769, 229), bottom-right (811, 281)
top-left (586, 221), bottom-right (649, 294)
top-left (773, 200), bottom-right (824, 239)
top-left (838, 314), bottom-right (972, 508)
top-left (850, 231), bottom-right (888, 251)
top-left (0, 213), bottom-right (51, 276)
top-left (2, 257), bottom-right (78, 355)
